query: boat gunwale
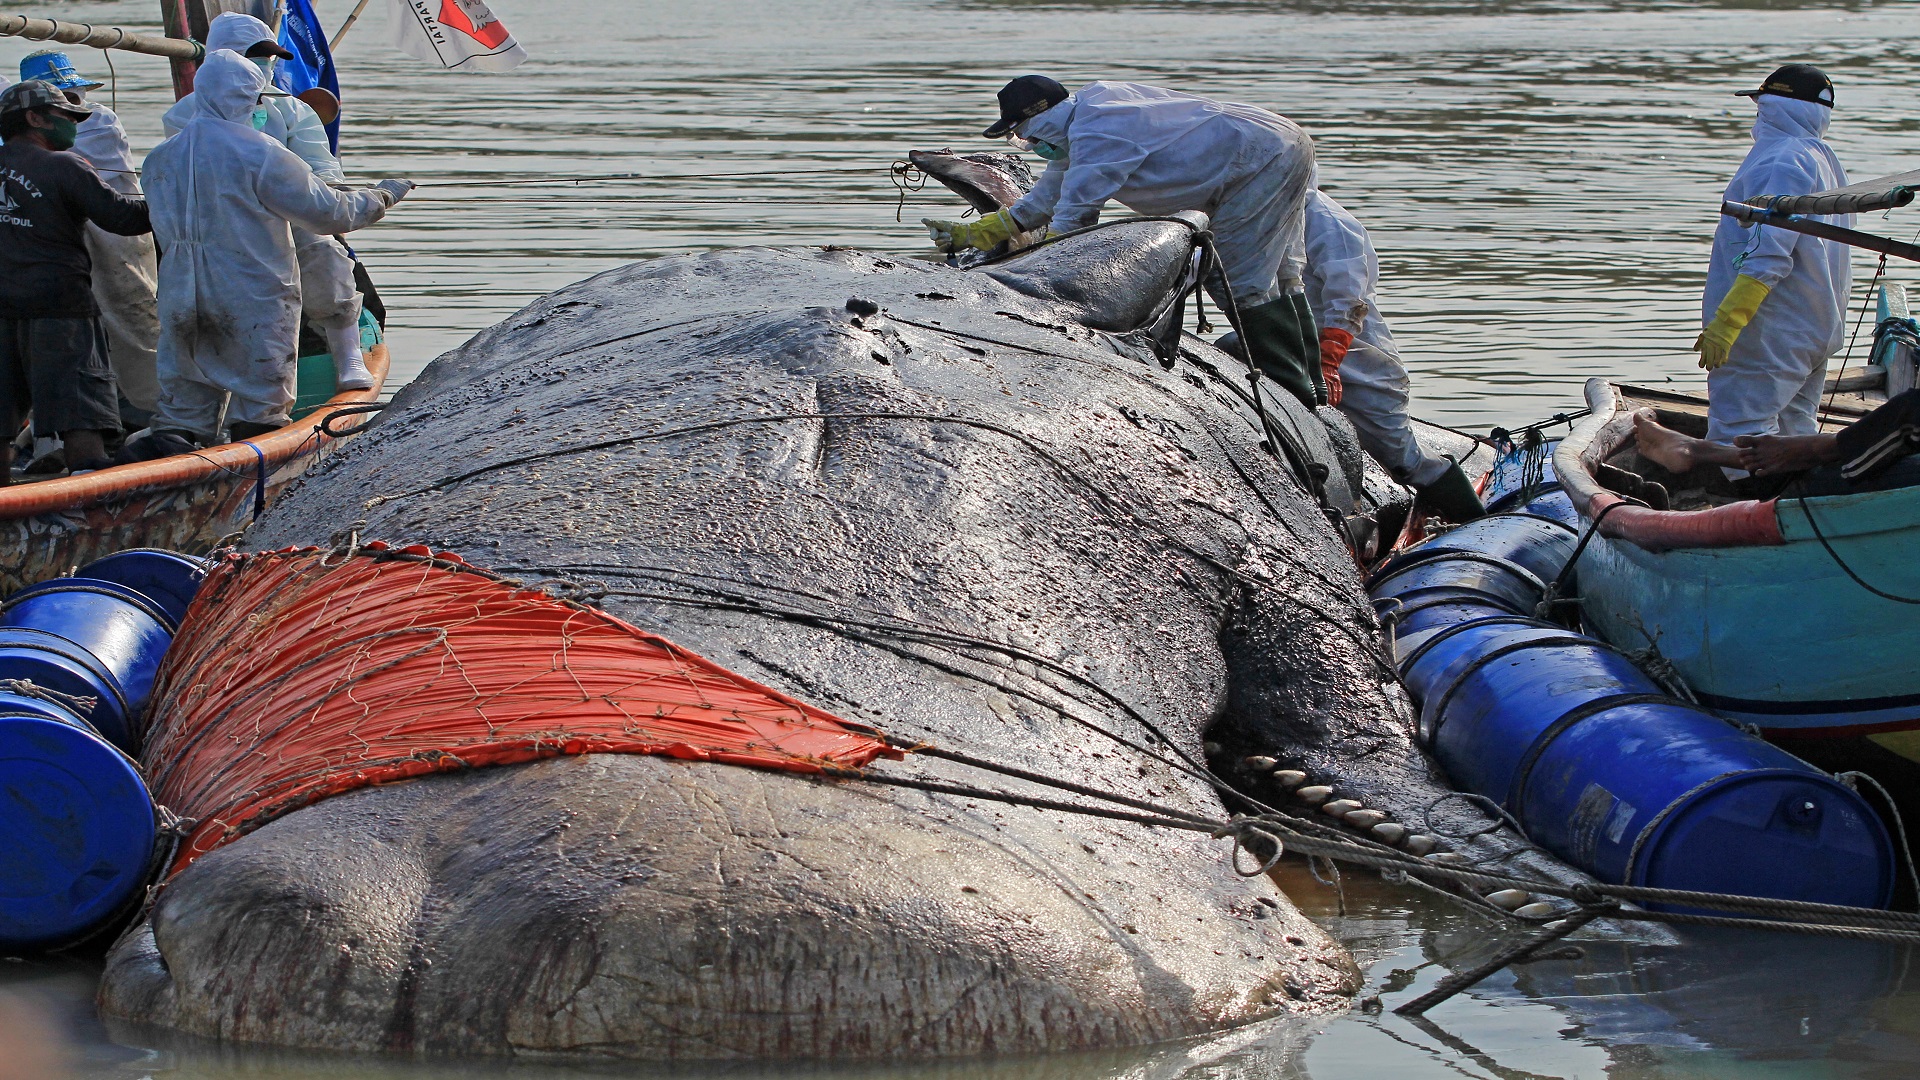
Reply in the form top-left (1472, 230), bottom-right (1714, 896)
top-left (1555, 379), bottom-right (1785, 551)
top-left (0, 344), bottom-right (390, 519)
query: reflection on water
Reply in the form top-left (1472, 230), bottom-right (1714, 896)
top-left (5, 0), bottom-right (1920, 1075)
top-left (4, 862), bottom-right (1915, 1079)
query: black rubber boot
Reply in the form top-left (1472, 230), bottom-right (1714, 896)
top-left (229, 420), bottom-right (280, 441)
top-left (1415, 460), bottom-right (1486, 523)
top-left (1234, 294), bottom-right (1322, 409)
top-left (113, 429), bottom-right (199, 465)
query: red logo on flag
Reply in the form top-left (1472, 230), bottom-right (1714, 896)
top-left (438, 0), bottom-right (511, 49)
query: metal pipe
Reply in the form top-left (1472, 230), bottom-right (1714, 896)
top-left (0, 14), bottom-right (203, 62)
top-left (1722, 201), bottom-right (1920, 264)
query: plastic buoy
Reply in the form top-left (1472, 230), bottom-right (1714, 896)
top-left (78, 550), bottom-right (209, 629)
top-left (0, 695), bottom-right (156, 951)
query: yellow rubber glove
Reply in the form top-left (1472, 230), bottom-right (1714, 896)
top-left (923, 209), bottom-right (1022, 253)
top-left (1695, 274), bottom-right (1772, 371)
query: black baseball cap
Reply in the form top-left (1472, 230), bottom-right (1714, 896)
top-left (1735, 64), bottom-right (1834, 108)
top-left (983, 75), bottom-right (1068, 138)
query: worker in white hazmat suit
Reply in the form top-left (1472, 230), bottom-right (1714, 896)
top-left (1635, 64), bottom-right (1852, 479)
top-left (124, 50), bottom-right (409, 460)
top-left (162, 13), bottom-right (375, 392)
top-left (19, 50), bottom-right (161, 422)
top-left (925, 76), bottom-right (1324, 408)
top-left (1303, 184), bottom-right (1483, 522)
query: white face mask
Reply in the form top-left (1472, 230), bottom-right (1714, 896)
top-left (252, 55), bottom-right (275, 80)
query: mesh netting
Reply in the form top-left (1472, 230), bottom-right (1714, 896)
top-left (141, 542), bottom-right (899, 875)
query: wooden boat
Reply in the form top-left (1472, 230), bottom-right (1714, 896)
top-left (1446, 167), bottom-right (1920, 787)
top-left (1540, 300), bottom-right (1920, 782)
top-left (0, 347), bottom-right (388, 593)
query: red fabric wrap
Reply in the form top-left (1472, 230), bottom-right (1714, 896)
top-left (141, 544), bottom-right (899, 875)
top-left (1588, 491), bottom-right (1785, 550)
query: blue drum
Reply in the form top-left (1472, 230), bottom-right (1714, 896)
top-left (0, 694), bottom-right (157, 950)
top-left (0, 579), bottom-right (175, 728)
top-left (78, 549), bottom-right (210, 629)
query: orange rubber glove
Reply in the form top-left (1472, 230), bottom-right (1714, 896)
top-left (1319, 327), bottom-right (1353, 407)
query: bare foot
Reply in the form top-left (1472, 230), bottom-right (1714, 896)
top-left (1734, 433), bottom-right (1841, 477)
top-left (1632, 409), bottom-right (1738, 473)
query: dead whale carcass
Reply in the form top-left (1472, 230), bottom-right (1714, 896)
top-left (99, 215), bottom-right (1539, 1059)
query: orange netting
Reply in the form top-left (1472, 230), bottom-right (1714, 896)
top-left (142, 543), bottom-right (901, 875)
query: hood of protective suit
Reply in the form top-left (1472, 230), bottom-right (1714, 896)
top-left (1754, 94), bottom-right (1831, 142)
top-left (204, 12), bottom-right (277, 55)
top-left (1017, 96), bottom-right (1075, 153)
top-left (193, 49), bottom-right (270, 126)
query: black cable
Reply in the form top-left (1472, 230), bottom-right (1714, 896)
top-left (1792, 488), bottom-right (1920, 604)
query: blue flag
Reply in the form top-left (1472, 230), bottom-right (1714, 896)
top-left (274, 0), bottom-right (342, 154)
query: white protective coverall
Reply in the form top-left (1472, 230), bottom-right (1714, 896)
top-left (1304, 189), bottom-right (1452, 488)
top-left (1704, 95), bottom-right (1852, 447)
top-left (162, 14), bottom-right (367, 380)
top-left (74, 101), bottom-right (162, 415)
top-left (142, 51), bottom-right (387, 438)
top-left (1006, 82), bottom-right (1315, 308)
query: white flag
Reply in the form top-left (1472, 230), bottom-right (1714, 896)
top-left (387, 0), bottom-right (528, 73)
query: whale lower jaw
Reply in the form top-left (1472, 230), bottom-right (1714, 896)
top-left (101, 755), bottom-right (1358, 1060)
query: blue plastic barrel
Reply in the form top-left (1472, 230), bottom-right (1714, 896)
top-left (0, 627), bottom-right (136, 752)
top-left (78, 549), bottom-right (209, 629)
top-left (1420, 631), bottom-right (1664, 796)
top-left (1483, 441), bottom-right (1559, 505)
top-left (1523, 702), bottom-right (1891, 907)
top-left (1371, 513), bottom-right (1576, 590)
top-left (1381, 600), bottom-right (1527, 667)
top-left (0, 694), bottom-right (157, 950)
top-left (1420, 632), bottom-right (1892, 908)
top-left (1493, 486), bottom-right (1581, 528)
top-left (1370, 553), bottom-right (1546, 622)
top-left (0, 580), bottom-right (175, 727)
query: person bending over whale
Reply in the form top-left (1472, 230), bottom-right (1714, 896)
top-left (1303, 181), bottom-right (1483, 522)
top-left (923, 76), bottom-right (1324, 408)
top-left (1634, 390), bottom-right (1920, 483)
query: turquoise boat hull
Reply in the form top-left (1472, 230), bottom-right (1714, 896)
top-left (1579, 483), bottom-right (1920, 735)
top-left (1554, 381), bottom-right (1920, 756)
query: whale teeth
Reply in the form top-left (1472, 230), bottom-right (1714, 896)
top-left (1345, 809), bottom-right (1387, 829)
top-left (1271, 770), bottom-right (1308, 788)
top-left (1485, 889), bottom-right (1532, 910)
top-left (1423, 851), bottom-right (1468, 866)
top-left (1242, 755), bottom-right (1278, 773)
top-left (1401, 835), bottom-right (1437, 856)
top-left (1370, 821), bottom-right (1407, 844)
top-left (1320, 799), bottom-right (1363, 817)
top-left (1512, 901), bottom-right (1561, 919)
top-left (1294, 785), bottom-right (1334, 805)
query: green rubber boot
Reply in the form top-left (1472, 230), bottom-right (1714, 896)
top-left (1415, 460), bottom-right (1486, 523)
top-left (1235, 293), bottom-right (1324, 408)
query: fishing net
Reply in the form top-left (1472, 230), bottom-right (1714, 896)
top-left (141, 542), bottom-right (899, 876)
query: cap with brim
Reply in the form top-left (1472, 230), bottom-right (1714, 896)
top-left (243, 41), bottom-right (296, 61)
top-left (983, 75), bottom-right (1069, 138)
top-left (1734, 63), bottom-right (1834, 108)
top-left (18, 50), bottom-right (104, 92)
top-left (0, 80), bottom-right (97, 119)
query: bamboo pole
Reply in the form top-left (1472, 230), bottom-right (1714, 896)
top-left (0, 14), bottom-right (205, 61)
top-left (329, 0), bottom-right (371, 50)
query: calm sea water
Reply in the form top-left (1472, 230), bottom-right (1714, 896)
top-left (5, 1), bottom-right (1920, 1076)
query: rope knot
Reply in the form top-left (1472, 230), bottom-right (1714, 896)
top-left (1215, 815), bottom-right (1286, 877)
